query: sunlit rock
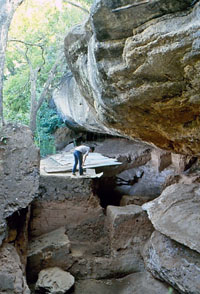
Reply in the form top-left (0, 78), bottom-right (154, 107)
top-left (142, 183), bottom-right (200, 253)
top-left (55, 0), bottom-right (200, 155)
top-left (35, 267), bottom-right (74, 294)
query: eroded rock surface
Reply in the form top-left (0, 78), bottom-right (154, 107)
top-left (143, 231), bottom-right (200, 294)
top-left (0, 124), bottom-right (39, 245)
top-left (53, 0), bottom-right (200, 155)
top-left (142, 183), bottom-right (200, 253)
top-left (0, 243), bottom-right (30, 294)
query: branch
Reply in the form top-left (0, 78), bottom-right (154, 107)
top-left (13, 44), bottom-right (33, 70)
top-left (13, 0), bottom-right (24, 10)
top-left (63, 0), bottom-right (89, 14)
top-left (36, 52), bottom-right (65, 112)
top-left (8, 39), bottom-right (45, 66)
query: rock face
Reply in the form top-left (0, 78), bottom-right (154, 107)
top-left (0, 243), bottom-right (30, 294)
top-left (53, 72), bottom-right (115, 135)
top-left (53, 0), bottom-right (200, 155)
top-left (143, 231), bottom-right (200, 294)
top-left (0, 124), bottom-right (39, 245)
top-left (29, 176), bottom-right (105, 240)
top-left (142, 183), bottom-right (200, 253)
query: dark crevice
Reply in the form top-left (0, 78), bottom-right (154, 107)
top-left (95, 177), bottom-right (123, 208)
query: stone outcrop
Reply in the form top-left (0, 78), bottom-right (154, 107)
top-left (0, 243), bottom-right (30, 294)
top-left (35, 267), bottom-right (74, 294)
top-left (0, 124), bottom-right (39, 245)
top-left (52, 0), bottom-right (200, 155)
top-left (142, 183), bottom-right (200, 253)
top-left (143, 231), bottom-right (200, 294)
top-left (74, 271), bottom-right (176, 294)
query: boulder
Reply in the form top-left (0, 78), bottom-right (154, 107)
top-left (142, 183), bottom-right (200, 253)
top-left (35, 267), bottom-right (74, 294)
top-left (0, 243), bottom-right (30, 294)
top-left (74, 271), bottom-right (176, 294)
top-left (0, 123), bottom-right (39, 245)
top-left (106, 205), bottom-right (153, 253)
top-left (57, 0), bottom-right (200, 155)
top-left (143, 231), bottom-right (200, 294)
top-left (27, 227), bottom-right (72, 282)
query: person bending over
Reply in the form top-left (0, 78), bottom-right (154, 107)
top-left (72, 145), bottom-right (95, 176)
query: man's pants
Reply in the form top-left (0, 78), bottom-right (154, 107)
top-left (72, 150), bottom-right (83, 175)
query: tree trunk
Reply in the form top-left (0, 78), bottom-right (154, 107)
top-left (29, 52), bottom-right (65, 134)
top-left (0, 0), bottom-right (24, 126)
top-left (29, 67), bottom-right (40, 133)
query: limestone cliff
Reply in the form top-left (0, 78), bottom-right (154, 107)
top-left (53, 0), bottom-right (200, 155)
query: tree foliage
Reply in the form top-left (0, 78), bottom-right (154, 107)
top-left (4, 0), bottom-right (92, 155)
top-left (0, 0), bottom-right (25, 126)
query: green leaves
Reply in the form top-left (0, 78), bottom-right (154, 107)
top-left (4, 0), bottom-right (91, 154)
top-left (35, 101), bottom-right (65, 156)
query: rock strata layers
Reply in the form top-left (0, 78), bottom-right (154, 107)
top-left (54, 0), bottom-right (200, 155)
